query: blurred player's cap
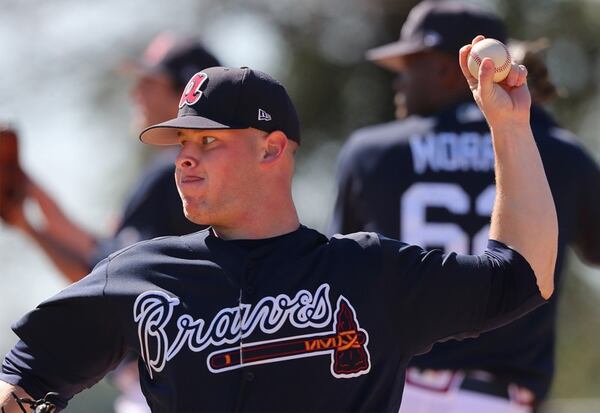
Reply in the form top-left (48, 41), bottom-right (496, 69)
top-left (121, 32), bottom-right (221, 89)
top-left (367, 0), bottom-right (507, 71)
top-left (139, 66), bottom-right (301, 145)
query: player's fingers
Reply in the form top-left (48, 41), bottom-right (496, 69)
top-left (504, 64), bottom-right (528, 88)
top-left (504, 62), bottom-right (520, 87)
top-left (471, 35), bottom-right (486, 45)
top-left (515, 64), bottom-right (528, 87)
top-left (459, 45), bottom-right (477, 88)
top-left (478, 58), bottom-right (495, 98)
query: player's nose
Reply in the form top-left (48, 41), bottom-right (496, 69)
top-left (176, 146), bottom-right (200, 169)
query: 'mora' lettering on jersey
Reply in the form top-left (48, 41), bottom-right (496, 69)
top-left (133, 283), bottom-right (371, 379)
top-left (409, 132), bottom-right (494, 174)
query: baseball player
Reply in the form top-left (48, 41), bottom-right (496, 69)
top-left (0, 38), bottom-right (556, 412)
top-left (0, 32), bottom-right (219, 282)
top-left (0, 33), bottom-right (221, 413)
top-left (330, 1), bottom-right (600, 412)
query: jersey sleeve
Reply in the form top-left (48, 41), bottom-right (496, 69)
top-left (329, 136), bottom-right (367, 236)
top-left (380, 237), bottom-right (546, 356)
top-left (0, 260), bottom-right (127, 410)
top-left (572, 149), bottom-right (600, 264)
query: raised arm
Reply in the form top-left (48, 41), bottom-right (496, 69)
top-left (459, 36), bottom-right (557, 299)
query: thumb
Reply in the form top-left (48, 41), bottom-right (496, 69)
top-left (478, 58), bottom-right (495, 100)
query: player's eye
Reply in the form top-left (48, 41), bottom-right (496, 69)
top-left (202, 136), bottom-right (217, 145)
top-left (176, 131), bottom-right (187, 147)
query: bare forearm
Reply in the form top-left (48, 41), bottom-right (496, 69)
top-left (22, 223), bottom-right (92, 282)
top-left (28, 181), bottom-right (97, 251)
top-left (458, 37), bottom-right (557, 299)
top-left (5, 178), bottom-right (96, 282)
top-left (0, 382), bottom-right (32, 413)
top-left (489, 123), bottom-right (557, 298)
top-left (24, 180), bottom-right (96, 281)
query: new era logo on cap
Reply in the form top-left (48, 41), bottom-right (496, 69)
top-left (258, 109), bottom-right (272, 121)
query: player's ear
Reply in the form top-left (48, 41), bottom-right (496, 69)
top-left (261, 130), bottom-right (288, 164)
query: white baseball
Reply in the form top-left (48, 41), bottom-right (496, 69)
top-left (467, 38), bottom-right (512, 83)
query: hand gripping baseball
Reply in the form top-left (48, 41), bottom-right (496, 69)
top-left (459, 36), bottom-right (531, 128)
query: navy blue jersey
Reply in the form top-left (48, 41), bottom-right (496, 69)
top-left (90, 149), bottom-right (204, 267)
top-left (330, 102), bottom-right (600, 399)
top-left (1, 227), bottom-right (543, 412)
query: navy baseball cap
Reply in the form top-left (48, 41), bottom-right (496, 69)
top-left (366, 0), bottom-right (507, 71)
top-left (121, 32), bottom-right (221, 90)
top-left (139, 66), bottom-right (301, 145)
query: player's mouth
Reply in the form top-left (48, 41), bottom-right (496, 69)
top-left (180, 175), bottom-right (206, 184)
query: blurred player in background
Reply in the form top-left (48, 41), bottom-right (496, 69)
top-left (0, 32), bottom-right (220, 282)
top-left (0, 32), bottom-right (221, 413)
top-left (330, 1), bottom-right (600, 412)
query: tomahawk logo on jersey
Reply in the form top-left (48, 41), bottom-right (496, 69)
top-left (133, 283), bottom-right (371, 379)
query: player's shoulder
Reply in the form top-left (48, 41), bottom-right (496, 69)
top-left (532, 107), bottom-right (597, 165)
top-left (104, 228), bottom-right (212, 272)
top-left (328, 231), bottom-right (409, 251)
top-left (340, 102), bottom-right (486, 160)
top-left (346, 116), bottom-right (435, 152)
top-left (336, 117), bottom-right (435, 176)
top-left (545, 127), bottom-right (591, 158)
top-left (532, 108), bottom-right (576, 146)
top-left (330, 231), bottom-right (381, 246)
top-left (327, 231), bottom-right (418, 263)
top-left (324, 231), bottom-right (383, 263)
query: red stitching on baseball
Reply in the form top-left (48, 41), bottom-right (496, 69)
top-left (497, 42), bottom-right (511, 73)
top-left (470, 43), bottom-right (511, 74)
top-left (470, 51), bottom-right (482, 65)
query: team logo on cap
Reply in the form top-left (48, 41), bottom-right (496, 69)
top-left (179, 72), bottom-right (208, 108)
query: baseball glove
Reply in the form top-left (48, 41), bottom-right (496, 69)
top-left (1, 392), bottom-right (58, 413)
top-left (0, 125), bottom-right (26, 220)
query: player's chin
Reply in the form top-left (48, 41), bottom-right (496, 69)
top-left (181, 199), bottom-right (209, 224)
top-left (182, 208), bottom-right (205, 225)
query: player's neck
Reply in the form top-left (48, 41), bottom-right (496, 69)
top-left (212, 196), bottom-right (300, 241)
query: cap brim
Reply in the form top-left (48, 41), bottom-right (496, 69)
top-left (366, 39), bottom-right (430, 72)
top-left (139, 116), bottom-right (248, 145)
